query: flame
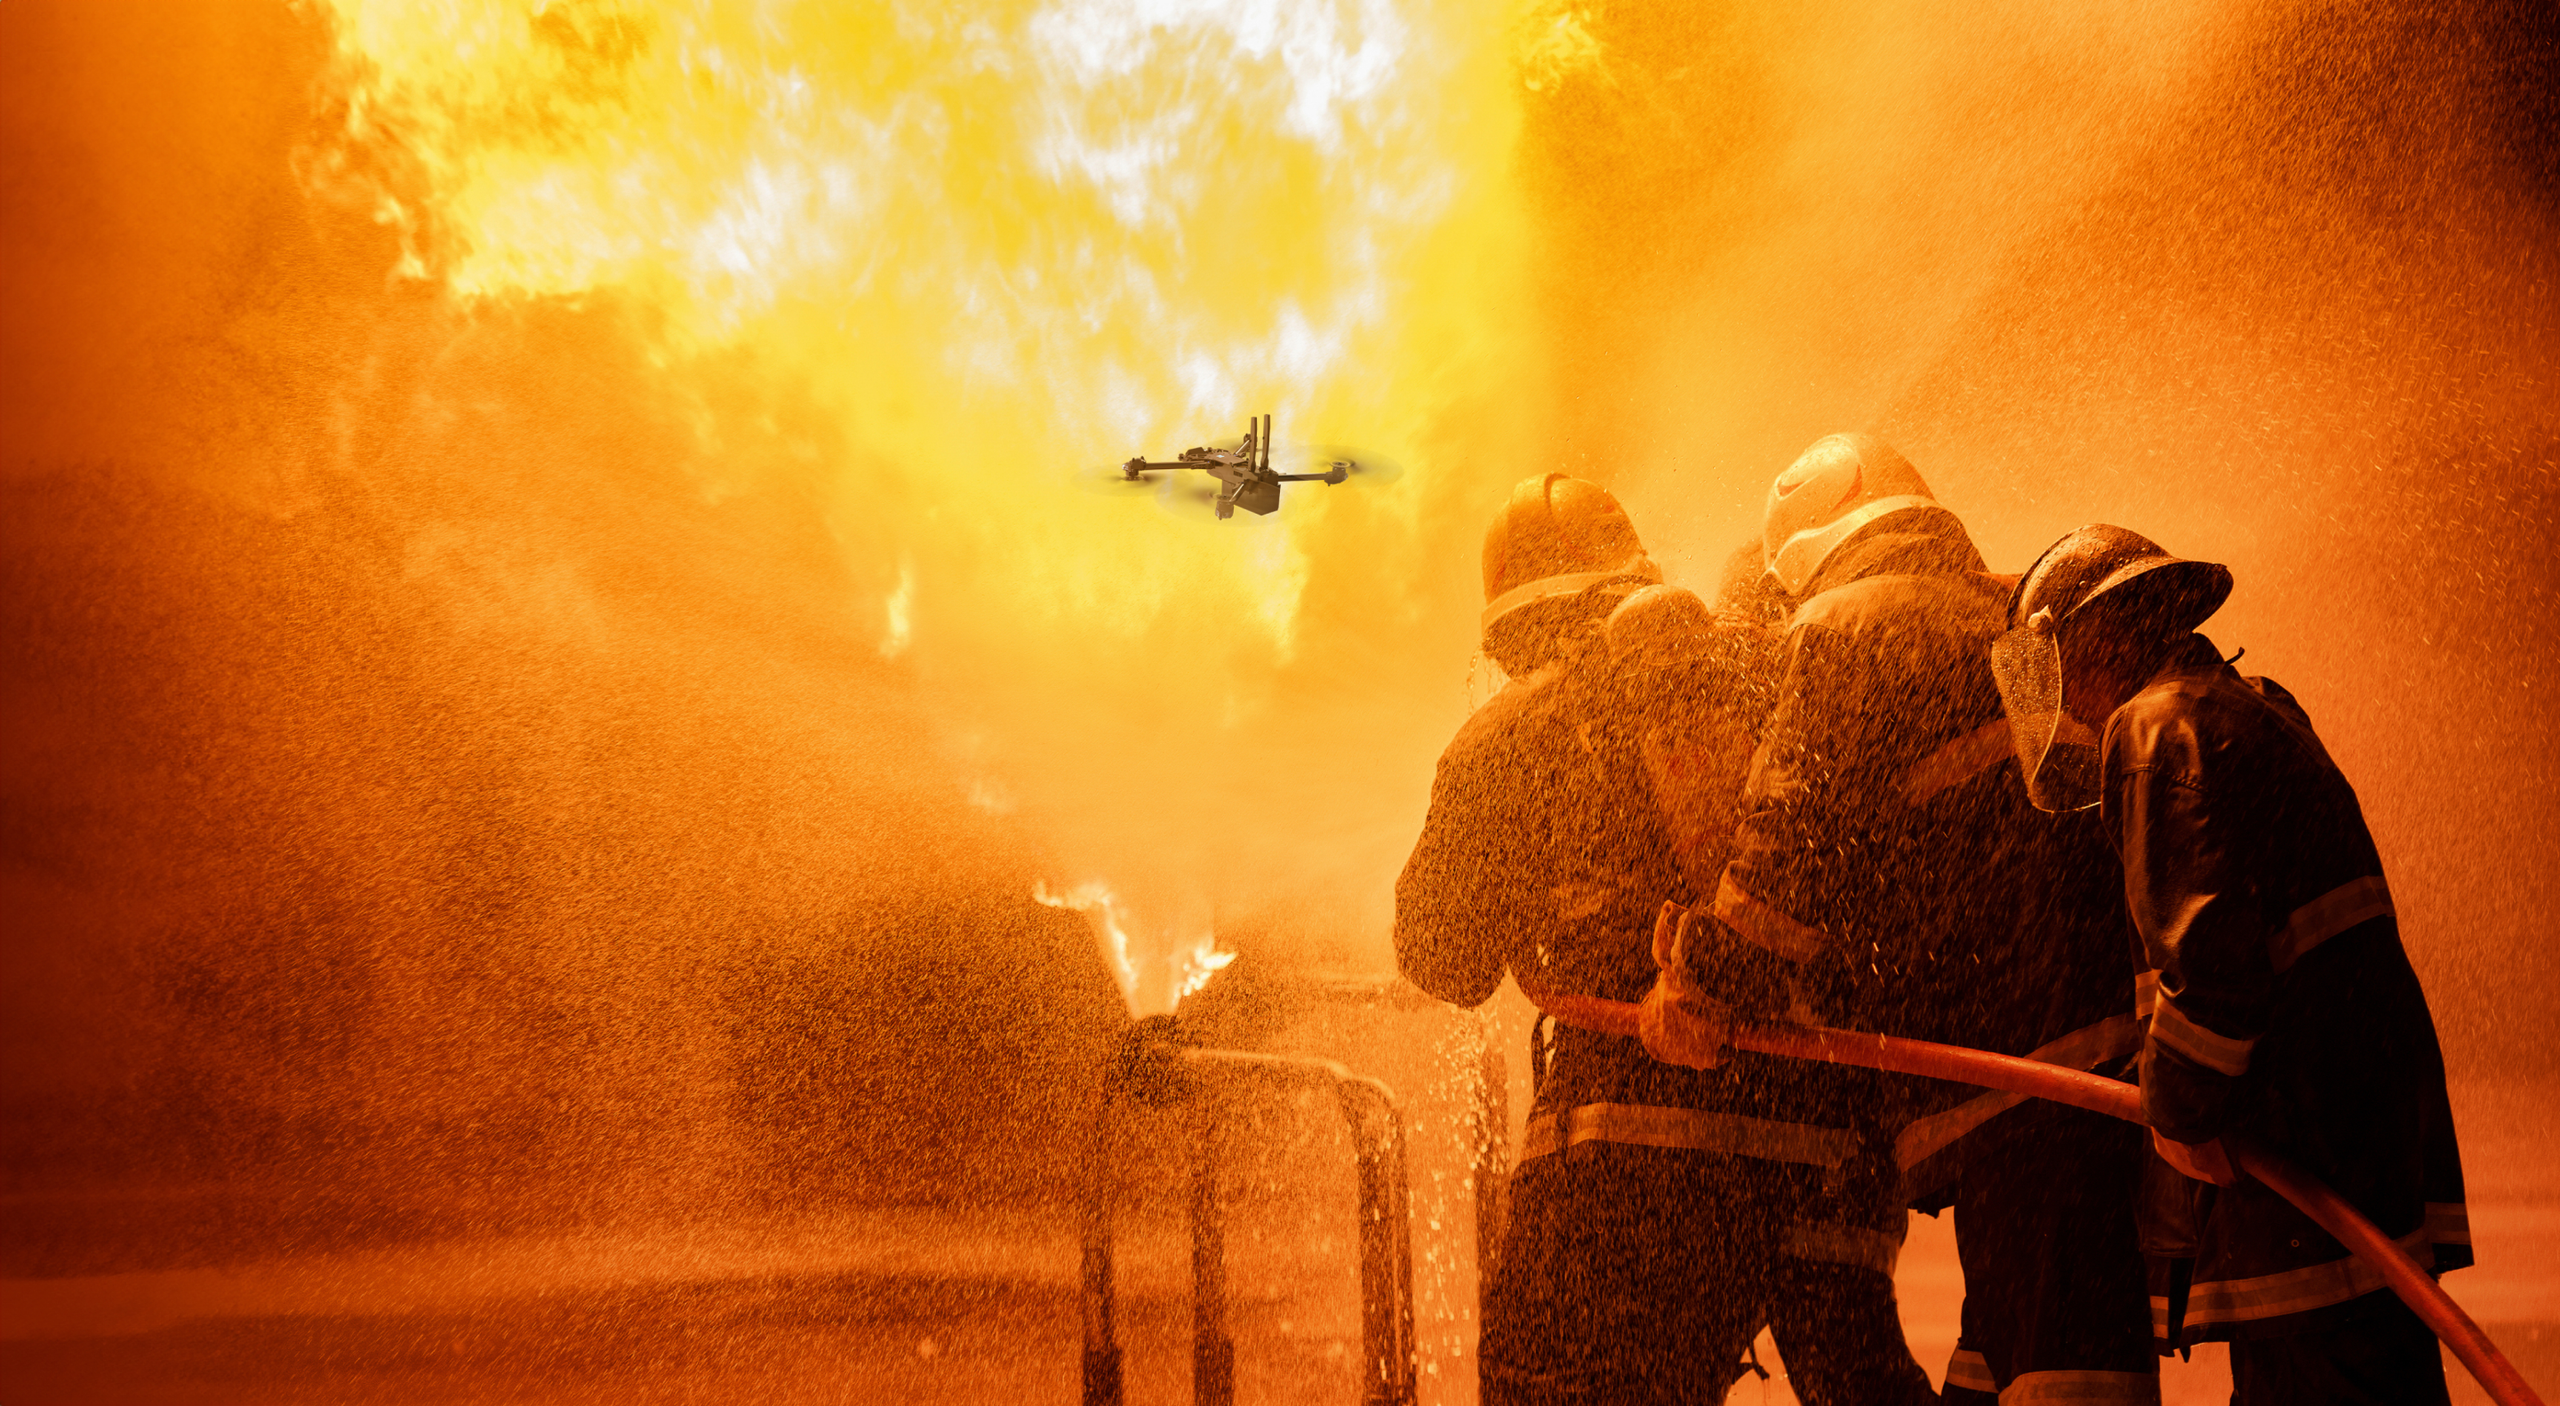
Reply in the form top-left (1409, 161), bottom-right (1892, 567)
top-left (310, 0), bottom-right (1524, 643)
top-left (309, 0), bottom-right (1532, 972)
top-left (1034, 879), bottom-right (1234, 1017)
top-left (879, 558), bottom-right (914, 659)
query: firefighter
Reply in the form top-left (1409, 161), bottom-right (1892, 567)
top-left (1634, 546), bottom-right (1941, 1406)
top-left (1398, 474), bottom-right (1842, 1403)
top-left (1642, 434), bottom-right (2160, 1403)
top-left (1993, 524), bottom-right (2470, 1404)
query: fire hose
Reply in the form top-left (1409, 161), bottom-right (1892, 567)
top-left (1518, 985), bottom-right (2547, 1406)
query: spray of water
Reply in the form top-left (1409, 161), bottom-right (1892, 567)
top-left (5, 0), bottom-right (2552, 1302)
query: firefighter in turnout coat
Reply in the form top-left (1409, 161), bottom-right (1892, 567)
top-left (1396, 474), bottom-right (1931, 1404)
top-left (1995, 524), bottom-right (2470, 1405)
top-left (1642, 435), bottom-right (2160, 1404)
top-left (1619, 566), bottom-right (1939, 1406)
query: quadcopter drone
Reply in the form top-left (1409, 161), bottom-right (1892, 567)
top-left (1121, 414), bottom-right (1353, 519)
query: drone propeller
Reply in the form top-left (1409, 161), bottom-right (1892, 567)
top-left (1280, 443), bottom-right (1407, 486)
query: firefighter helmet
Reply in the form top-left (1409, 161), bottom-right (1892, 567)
top-left (1480, 473), bottom-right (1660, 640)
top-left (1761, 434), bottom-right (1935, 596)
top-left (2005, 523), bottom-right (2231, 640)
top-left (1993, 524), bottom-right (2231, 812)
top-left (1601, 584), bottom-right (1716, 673)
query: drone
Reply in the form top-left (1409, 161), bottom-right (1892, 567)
top-left (1121, 414), bottom-right (1353, 519)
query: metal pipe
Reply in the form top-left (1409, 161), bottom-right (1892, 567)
top-left (1333, 1077), bottom-right (1416, 1406)
top-left (1082, 1014), bottom-right (1188, 1406)
top-left (1518, 985), bottom-right (2547, 1406)
top-left (1177, 1048), bottom-right (1418, 1406)
top-left (1190, 1100), bottom-right (1235, 1406)
top-left (1079, 1027), bottom-right (1422, 1406)
top-left (1080, 1073), bottom-right (1125, 1406)
top-left (1296, 973), bottom-right (1503, 1377)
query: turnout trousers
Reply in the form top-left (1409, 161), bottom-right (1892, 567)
top-left (1771, 1258), bottom-right (1938, 1406)
top-left (2227, 1292), bottom-right (2450, 1406)
top-left (1483, 1147), bottom-right (1793, 1406)
top-left (1943, 1100), bottom-right (2159, 1405)
top-left (1772, 1127), bottom-right (1938, 1406)
top-left (1484, 1125), bottom-right (1936, 1406)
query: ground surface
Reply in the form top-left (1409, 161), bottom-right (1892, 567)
top-left (3, 1066), bottom-right (2550, 1405)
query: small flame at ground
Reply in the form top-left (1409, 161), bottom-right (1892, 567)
top-left (1034, 879), bottom-right (1234, 1018)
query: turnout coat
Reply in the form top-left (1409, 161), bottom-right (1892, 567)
top-left (1396, 630), bottom-right (1880, 1399)
top-left (1703, 507), bottom-right (2161, 1401)
top-left (1706, 507), bottom-right (2142, 1175)
top-left (2106, 636), bottom-right (2470, 1346)
top-left (1395, 636), bottom-right (1847, 1175)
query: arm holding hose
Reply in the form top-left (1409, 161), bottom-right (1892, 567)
top-left (2114, 734), bottom-right (2272, 1185)
top-left (1637, 901), bottom-right (1734, 1068)
top-left (1639, 619), bottom-right (1888, 1064)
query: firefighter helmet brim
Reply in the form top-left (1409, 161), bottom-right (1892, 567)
top-left (1994, 525), bottom-right (2232, 811)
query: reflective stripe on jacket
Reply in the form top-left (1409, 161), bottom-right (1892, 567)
top-left (1896, 1012), bottom-right (2143, 1199)
top-left (1519, 1102), bottom-right (1856, 1167)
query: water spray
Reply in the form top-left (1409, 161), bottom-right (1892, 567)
top-left (1082, 1011), bottom-right (1416, 1406)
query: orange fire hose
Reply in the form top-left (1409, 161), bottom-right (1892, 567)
top-left (1519, 986), bottom-right (2546, 1406)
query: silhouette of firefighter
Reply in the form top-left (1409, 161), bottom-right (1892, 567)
top-left (1639, 436), bottom-right (2158, 1402)
top-left (1395, 473), bottom-right (1935, 1404)
top-left (1995, 525), bottom-right (2471, 1405)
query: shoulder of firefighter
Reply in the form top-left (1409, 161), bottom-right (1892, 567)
top-left (2104, 636), bottom-right (2469, 1346)
top-left (1393, 643), bottom-right (1677, 1009)
top-left (1700, 508), bottom-right (2028, 1026)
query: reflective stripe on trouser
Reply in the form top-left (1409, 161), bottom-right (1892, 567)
top-left (1946, 1347), bottom-right (1998, 1395)
top-left (2000, 1371), bottom-right (2160, 1403)
top-left (1946, 1351), bottom-right (2159, 1404)
top-left (2154, 1220), bottom-right (2455, 1336)
top-left (1784, 1219), bottom-right (1902, 1275)
top-left (1520, 1102), bottom-right (1855, 1167)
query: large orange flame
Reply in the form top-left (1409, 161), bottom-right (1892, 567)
top-left (306, 0), bottom-right (1535, 982)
